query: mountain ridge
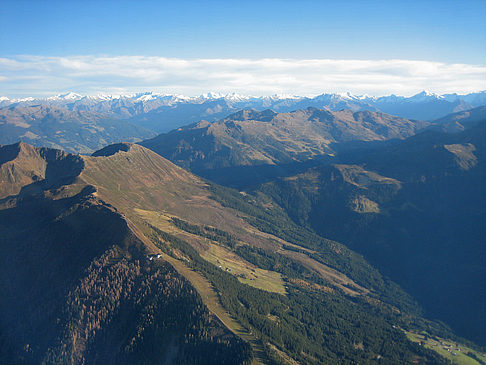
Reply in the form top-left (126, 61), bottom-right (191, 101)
top-left (141, 107), bottom-right (430, 187)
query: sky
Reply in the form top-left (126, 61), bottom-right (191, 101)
top-left (1, 0), bottom-right (485, 98)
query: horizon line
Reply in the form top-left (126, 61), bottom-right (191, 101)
top-left (2, 89), bottom-right (486, 101)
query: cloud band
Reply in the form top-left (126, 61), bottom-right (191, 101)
top-left (1, 55), bottom-right (485, 97)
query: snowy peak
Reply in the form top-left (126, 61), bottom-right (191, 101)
top-left (135, 93), bottom-right (158, 102)
top-left (313, 92), bottom-right (365, 102)
top-left (408, 90), bottom-right (444, 102)
top-left (200, 92), bottom-right (226, 99)
top-left (198, 92), bottom-right (253, 101)
top-left (47, 92), bottom-right (83, 101)
top-left (336, 91), bottom-right (357, 100)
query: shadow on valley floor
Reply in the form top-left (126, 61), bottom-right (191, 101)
top-left (193, 155), bottom-right (335, 189)
top-left (190, 139), bottom-right (406, 189)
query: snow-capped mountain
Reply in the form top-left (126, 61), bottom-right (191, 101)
top-left (2, 90), bottom-right (483, 107)
top-left (408, 90), bottom-right (444, 102)
top-left (46, 92), bottom-right (83, 101)
top-left (1, 89), bottom-right (485, 155)
top-left (1, 90), bottom-right (485, 133)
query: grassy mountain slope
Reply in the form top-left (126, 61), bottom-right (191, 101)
top-left (0, 142), bottom-right (449, 364)
top-left (0, 143), bottom-right (251, 364)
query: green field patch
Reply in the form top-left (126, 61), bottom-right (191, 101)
top-left (201, 244), bottom-right (286, 295)
top-left (406, 331), bottom-right (486, 365)
top-left (134, 208), bottom-right (178, 233)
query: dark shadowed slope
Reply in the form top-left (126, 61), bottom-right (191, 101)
top-left (259, 118), bottom-right (486, 345)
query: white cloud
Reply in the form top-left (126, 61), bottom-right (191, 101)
top-left (0, 55), bottom-right (485, 98)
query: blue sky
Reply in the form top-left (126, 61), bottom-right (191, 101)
top-left (1, 0), bottom-right (485, 97)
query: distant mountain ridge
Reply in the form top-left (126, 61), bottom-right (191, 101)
top-left (0, 104), bottom-right (156, 154)
top-left (2, 90), bottom-right (485, 123)
top-left (1, 90), bottom-right (485, 154)
top-left (141, 107), bottom-right (430, 186)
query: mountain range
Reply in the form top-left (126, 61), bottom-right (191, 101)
top-left (1, 99), bottom-right (485, 364)
top-left (1, 91), bottom-right (485, 154)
